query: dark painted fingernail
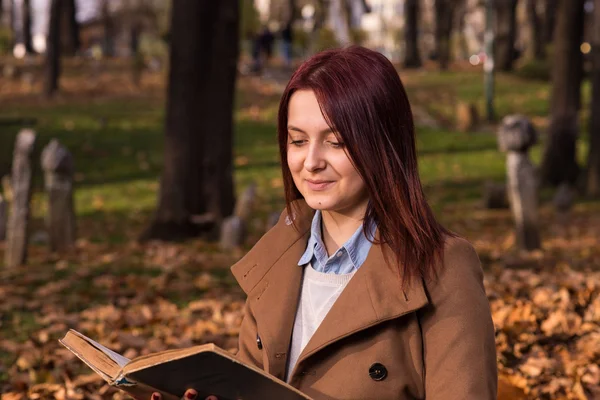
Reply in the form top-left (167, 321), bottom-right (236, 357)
top-left (152, 394), bottom-right (160, 400)
top-left (186, 391), bottom-right (198, 400)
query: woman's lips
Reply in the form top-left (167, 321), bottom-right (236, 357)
top-left (305, 179), bottom-right (335, 191)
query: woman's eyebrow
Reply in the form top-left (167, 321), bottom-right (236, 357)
top-left (287, 125), bottom-right (334, 135)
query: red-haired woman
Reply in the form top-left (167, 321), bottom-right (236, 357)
top-left (154, 46), bottom-right (497, 400)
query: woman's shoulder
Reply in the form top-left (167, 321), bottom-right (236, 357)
top-left (428, 234), bottom-right (484, 292)
top-left (441, 235), bottom-right (481, 269)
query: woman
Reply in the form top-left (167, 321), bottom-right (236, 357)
top-left (154, 46), bottom-right (497, 400)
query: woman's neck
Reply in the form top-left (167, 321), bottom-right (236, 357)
top-left (320, 208), bottom-right (366, 257)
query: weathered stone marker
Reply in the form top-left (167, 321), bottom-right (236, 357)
top-left (41, 139), bottom-right (76, 252)
top-left (5, 129), bottom-right (37, 267)
top-left (234, 182), bottom-right (257, 221)
top-left (0, 193), bottom-right (6, 241)
top-left (219, 216), bottom-right (245, 251)
top-left (219, 183), bottom-right (257, 250)
top-left (497, 115), bottom-right (541, 251)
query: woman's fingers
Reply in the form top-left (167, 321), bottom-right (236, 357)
top-left (150, 390), bottom-right (203, 400)
top-left (182, 389), bottom-right (198, 400)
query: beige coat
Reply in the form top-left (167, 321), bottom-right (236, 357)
top-left (231, 201), bottom-right (497, 399)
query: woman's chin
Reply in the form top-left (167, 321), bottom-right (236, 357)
top-left (304, 196), bottom-right (334, 211)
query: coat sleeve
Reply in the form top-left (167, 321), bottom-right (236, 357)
top-left (234, 299), bottom-right (265, 370)
top-left (419, 237), bottom-right (498, 399)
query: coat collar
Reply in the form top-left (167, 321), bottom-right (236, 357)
top-left (230, 200), bottom-right (430, 380)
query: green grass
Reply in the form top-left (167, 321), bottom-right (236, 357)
top-left (0, 68), bottom-right (595, 235)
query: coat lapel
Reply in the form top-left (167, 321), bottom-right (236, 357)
top-left (231, 200), bottom-right (314, 380)
top-left (290, 240), bottom-right (430, 377)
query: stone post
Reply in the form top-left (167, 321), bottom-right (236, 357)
top-left (41, 139), bottom-right (76, 252)
top-left (497, 115), bottom-right (541, 251)
top-left (219, 183), bottom-right (257, 250)
top-left (5, 129), bottom-right (37, 268)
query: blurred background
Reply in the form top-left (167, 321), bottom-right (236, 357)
top-left (1, 0), bottom-right (600, 399)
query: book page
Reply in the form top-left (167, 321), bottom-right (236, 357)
top-left (68, 330), bottom-right (130, 367)
top-left (83, 336), bottom-right (130, 367)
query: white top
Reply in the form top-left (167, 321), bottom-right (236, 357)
top-left (285, 263), bottom-right (356, 381)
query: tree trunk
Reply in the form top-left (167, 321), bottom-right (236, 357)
top-left (23, 0), bottom-right (32, 52)
top-left (543, 0), bottom-right (557, 47)
top-left (12, 0), bottom-right (33, 53)
top-left (44, 0), bottom-right (61, 97)
top-left (454, 0), bottom-right (469, 60)
top-left (141, 0), bottom-right (238, 242)
top-left (435, 0), bottom-right (453, 70)
top-left (101, 0), bottom-right (114, 57)
top-left (526, 0), bottom-right (545, 60)
top-left (494, 0), bottom-right (518, 71)
top-left (60, 0), bottom-right (79, 55)
top-left (403, 0), bottom-right (422, 68)
top-left (540, 0), bottom-right (584, 186)
top-left (3, 0), bottom-right (12, 37)
top-left (288, 0), bottom-right (297, 24)
top-left (587, 0), bottom-right (600, 196)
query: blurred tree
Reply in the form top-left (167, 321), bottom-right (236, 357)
top-left (543, 0), bottom-right (557, 47)
top-left (310, 0), bottom-right (328, 53)
top-left (12, 0), bottom-right (33, 53)
top-left (454, 0), bottom-right (469, 60)
top-left (100, 0), bottom-right (115, 57)
top-left (587, 0), bottom-right (600, 196)
top-left (494, 0), bottom-right (518, 71)
top-left (22, 0), bottom-right (31, 52)
top-left (101, 0), bottom-right (114, 56)
top-left (540, 0), bottom-right (584, 186)
top-left (288, 0), bottom-right (298, 23)
top-left (435, 0), bottom-right (453, 70)
top-left (0, 0), bottom-right (10, 31)
top-left (60, 0), bottom-right (79, 55)
top-left (526, 0), bottom-right (544, 60)
top-left (403, 0), bottom-right (422, 68)
top-left (44, 0), bottom-right (61, 97)
top-left (142, 0), bottom-right (239, 241)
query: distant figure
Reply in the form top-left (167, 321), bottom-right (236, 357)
top-left (250, 26), bottom-right (275, 74)
top-left (259, 26), bottom-right (275, 62)
top-left (281, 22), bottom-right (293, 67)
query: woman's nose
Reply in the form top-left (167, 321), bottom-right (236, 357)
top-left (304, 144), bottom-right (326, 171)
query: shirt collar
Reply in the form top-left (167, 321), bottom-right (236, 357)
top-left (297, 210), bottom-right (376, 269)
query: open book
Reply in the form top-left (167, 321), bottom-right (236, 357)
top-left (59, 329), bottom-right (312, 400)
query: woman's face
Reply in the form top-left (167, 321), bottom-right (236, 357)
top-left (286, 90), bottom-right (369, 217)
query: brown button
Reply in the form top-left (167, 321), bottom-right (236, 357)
top-left (369, 363), bottom-right (387, 381)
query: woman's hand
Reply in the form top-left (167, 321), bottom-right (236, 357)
top-left (150, 390), bottom-right (218, 400)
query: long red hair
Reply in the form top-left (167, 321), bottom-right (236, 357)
top-left (277, 46), bottom-right (453, 285)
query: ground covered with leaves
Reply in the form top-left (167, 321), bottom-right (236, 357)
top-left (1, 57), bottom-right (600, 399)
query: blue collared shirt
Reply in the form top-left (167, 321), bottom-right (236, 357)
top-left (298, 210), bottom-right (376, 274)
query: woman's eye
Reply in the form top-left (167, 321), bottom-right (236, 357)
top-left (328, 141), bottom-right (345, 149)
top-left (289, 140), bottom-right (306, 146)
